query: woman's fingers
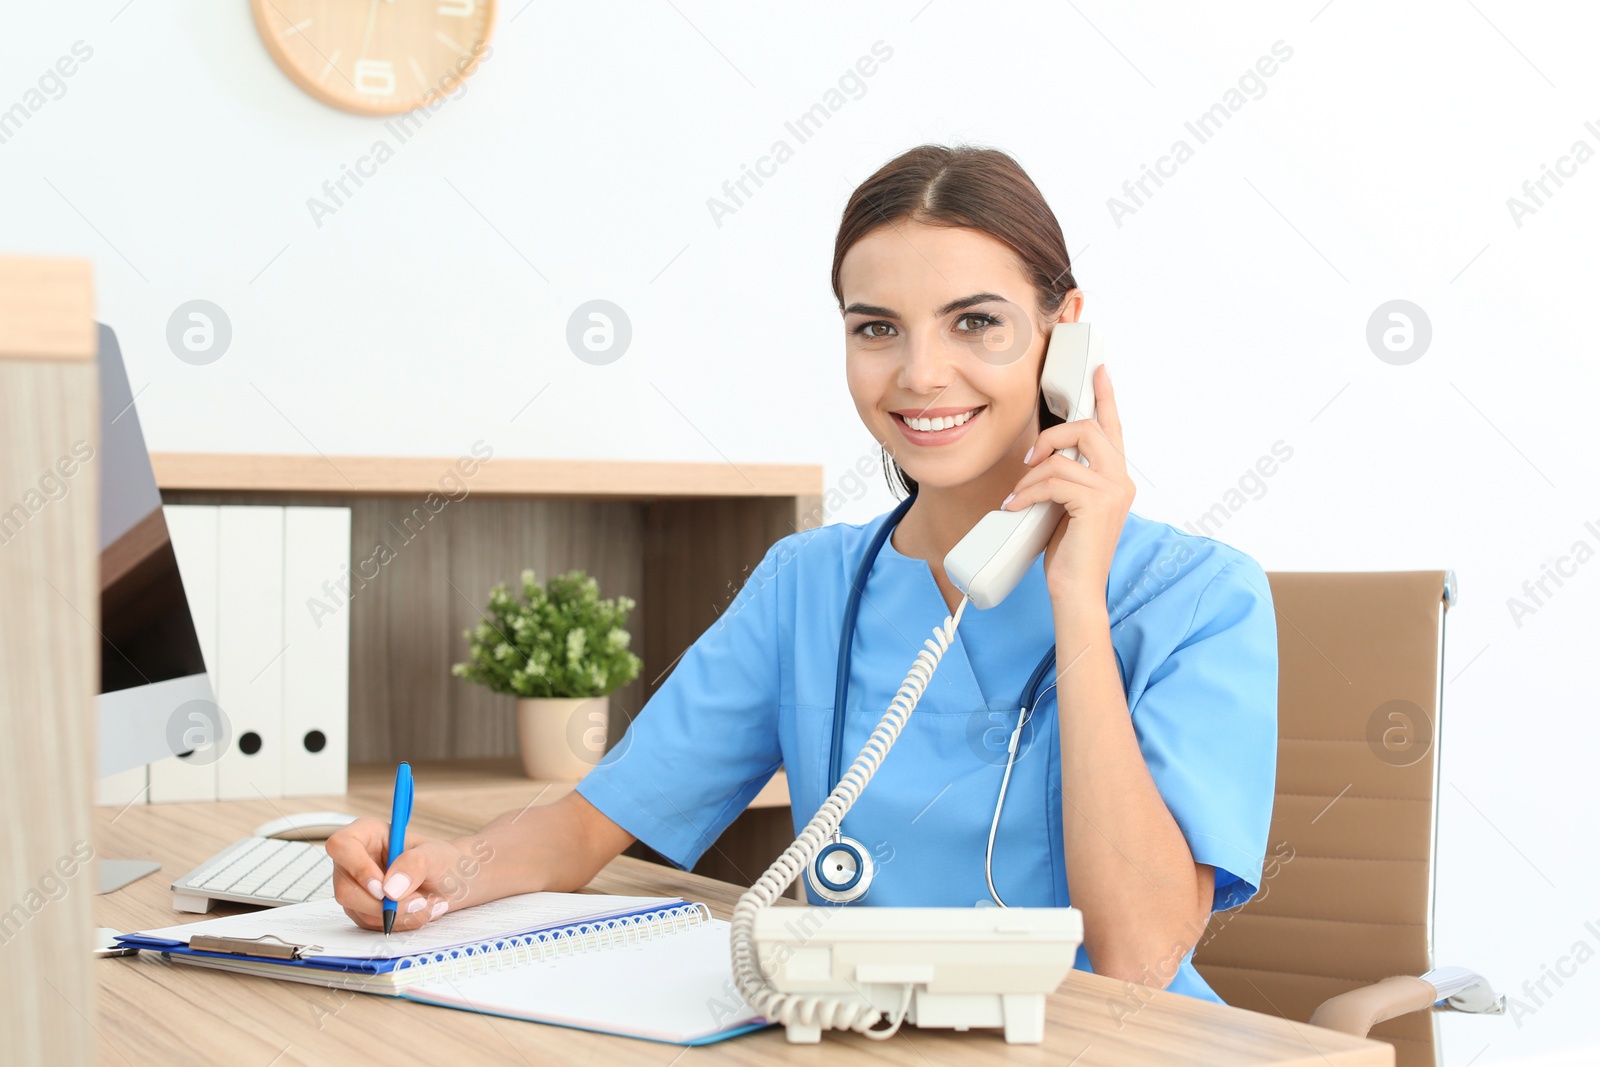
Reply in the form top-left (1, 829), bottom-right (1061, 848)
top-left (1027, 366), bottom-right (1126, 475)
top-left (340, 892), bottom-right (449, 933)
top-left (375, 840), bottom-right (462, 931)
top-left (385, 884), bottom-right (452, 933)
top-left (380, 838), bottom-right (453, 909)
top-left (1004, 452), bottom-right (1119, 510)
top-left (328, 820), bottom-right (462, 931)
top-left (326, 817), bottom-right (392, 906)
top-left (1090, 364), bottom-right (1123, 448)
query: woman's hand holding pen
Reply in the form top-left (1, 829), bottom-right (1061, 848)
top-left (1002, 364), bottom-right (1134, 606)
top-left (325, 819), bottom-right (487, 933)
top-left (327, 788), bottom-right (637, 932)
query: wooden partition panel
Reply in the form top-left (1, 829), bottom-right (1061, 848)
top-left (0, 254), bottom-right (98, 1067)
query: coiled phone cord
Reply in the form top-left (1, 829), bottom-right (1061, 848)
top-left (728, 595), bottom-right (971, 1039)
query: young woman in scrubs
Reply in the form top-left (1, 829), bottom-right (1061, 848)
top-left (327, 144), bottom-right (1278, 1004)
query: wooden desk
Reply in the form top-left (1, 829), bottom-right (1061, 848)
top-left (92, 787), bottom-right (1392, 1066)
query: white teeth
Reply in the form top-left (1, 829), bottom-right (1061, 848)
top-left (903, 408), bottom-right (978, 432)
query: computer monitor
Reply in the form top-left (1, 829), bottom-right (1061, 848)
top-left (96, 323), bottom-right (218, 890)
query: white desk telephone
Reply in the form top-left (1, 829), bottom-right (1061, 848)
top-left (730, 323), bottom-right (1106, 1043)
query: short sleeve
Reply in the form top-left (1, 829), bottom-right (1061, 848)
top-left (574, 539), bottom-right (787, 871)
top-left (1130, 557), bottom-right (1278, 912)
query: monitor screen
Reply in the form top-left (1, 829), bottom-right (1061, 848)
top-left (96, 324), bottom-right (214, 777)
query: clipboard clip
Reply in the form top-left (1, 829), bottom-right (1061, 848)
top-left (189, 934), bottom-right (324, 960)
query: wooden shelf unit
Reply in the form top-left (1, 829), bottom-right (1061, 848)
top-left (154, 452), bottom-right (818, 889)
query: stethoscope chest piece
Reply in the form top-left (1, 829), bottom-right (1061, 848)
top-left (805, 833), bottom-right (874, 903)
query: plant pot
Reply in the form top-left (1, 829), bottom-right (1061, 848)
top-left (514, 696), bottom-right (610, 781)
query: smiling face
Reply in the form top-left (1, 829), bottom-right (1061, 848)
top-left (840, 218), bottom-right (1081, 493)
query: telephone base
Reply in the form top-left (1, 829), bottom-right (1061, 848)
top-left (915, 990), bottom-right (1046, 1043)
top-left (777, 990), bottom-right (1045, 1044)
top-left (784, 1023), bottom-right (821, 1044)
top-left (753, 906), bottom-right (1081, 1045)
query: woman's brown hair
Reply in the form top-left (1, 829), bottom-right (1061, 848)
top-left (831, 143), bottom-right (1078, 498)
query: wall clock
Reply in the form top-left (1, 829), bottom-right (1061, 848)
top-left (250, 0), bottom-right (496, 116)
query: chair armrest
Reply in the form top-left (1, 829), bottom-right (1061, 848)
top-left (1310, 975), bottom-right (1439, 1037)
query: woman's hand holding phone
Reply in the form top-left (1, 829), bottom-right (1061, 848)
top-left (1003, 363), bottom-right (1134, 604)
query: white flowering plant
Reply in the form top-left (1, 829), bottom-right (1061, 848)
top-left (451, 569), bottom-right (642, 699)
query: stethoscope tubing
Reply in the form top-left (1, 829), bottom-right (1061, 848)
top-left (823, 491), bottom-right (1059, 906)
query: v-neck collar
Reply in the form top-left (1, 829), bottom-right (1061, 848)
top-left (869, 510), bottom-right (1049, 711)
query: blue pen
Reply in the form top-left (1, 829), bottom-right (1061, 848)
top-left (382, 761), bottom-right (414, 936)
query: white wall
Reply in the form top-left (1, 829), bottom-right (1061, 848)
top-left (5, 2), bottom-right (1598, 1061)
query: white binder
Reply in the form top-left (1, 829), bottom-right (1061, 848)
top-left (215, 506), bottom-right (285, 800)
top-left (281, 506), bottom-right (351, 796)
top-left (149, 504), bottom-right (221, 802)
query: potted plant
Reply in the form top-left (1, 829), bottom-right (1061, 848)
top-left (452, 569), bottom-right (642, 781)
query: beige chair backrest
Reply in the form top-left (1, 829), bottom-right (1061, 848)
top-left (1194, 570), bottom-right (1452, 1067)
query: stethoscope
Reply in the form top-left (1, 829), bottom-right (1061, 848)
top-left (806, 491), bottom-right (1058, 907)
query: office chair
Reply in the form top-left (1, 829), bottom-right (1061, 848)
top-left (1193, 570), bottom-right (1504, 1067)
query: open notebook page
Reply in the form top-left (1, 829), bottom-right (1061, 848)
top-left (402, 918), bottom-right (768, 1045)
top-left (124, 892), bottom-right (682, 961)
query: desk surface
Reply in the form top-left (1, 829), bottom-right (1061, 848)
top-left (93, 784), bottom-right (1392, 1066)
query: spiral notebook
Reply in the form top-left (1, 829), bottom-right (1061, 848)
top-left (115, 892), bottom-right (769, 1046)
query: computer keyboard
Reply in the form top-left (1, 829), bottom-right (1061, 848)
top-left (171, 836), bottom-right (337, 914)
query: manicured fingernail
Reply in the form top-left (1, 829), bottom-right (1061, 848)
top-left (407, 896), bottom-right (427, 913)
top-left (384, 873), bottom-right (411, 899)
top-left (431, 900), bottom-right (449, 919)
top-left (1002, 493), bottom-right (1015, 509)
top-left (365, 879), bottom-right (383, 900)
top-left (1023, 446), bottom-right (1034, 463)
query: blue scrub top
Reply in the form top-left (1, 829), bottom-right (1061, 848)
top-left (576, 504), bottom-right (1278, 1005)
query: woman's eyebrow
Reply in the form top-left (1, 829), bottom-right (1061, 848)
top-left (935, 292), bottom-right (1009, 316)
top-left (841, 292), bottom-right (1010, 318)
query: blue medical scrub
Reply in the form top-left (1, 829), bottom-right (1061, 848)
top-left (576, 504), bottom-right (1278, 1004)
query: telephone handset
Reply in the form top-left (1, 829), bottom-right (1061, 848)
top-left (728, 323), bottom-right (1106, 1044)
top-left (944, 321), bottom-right (1104, 609)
